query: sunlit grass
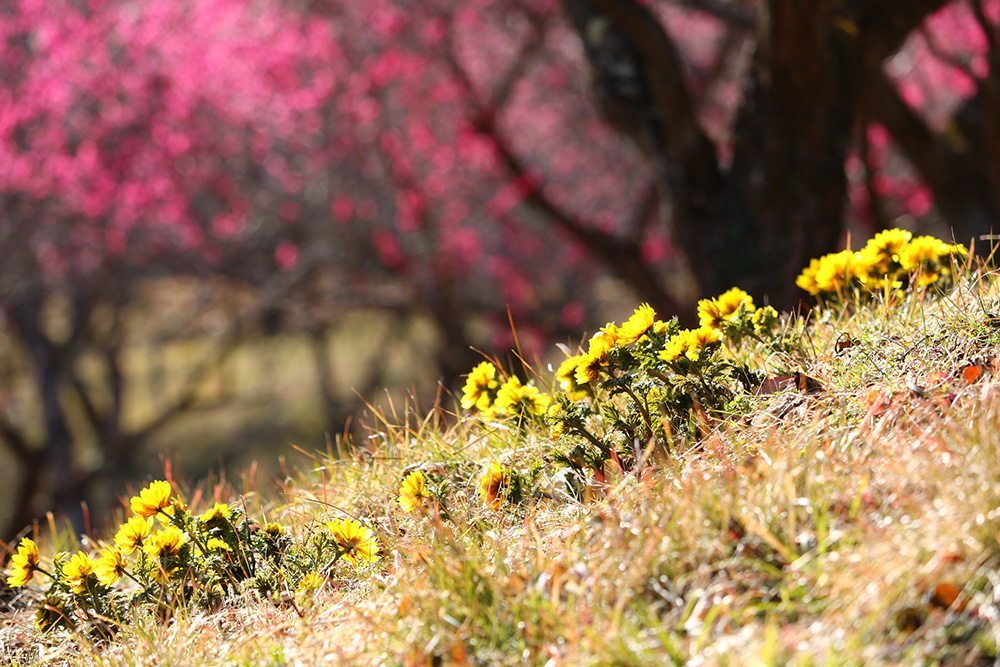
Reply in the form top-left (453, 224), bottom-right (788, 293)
top-left (4, 256), bottom-right (1000, 665)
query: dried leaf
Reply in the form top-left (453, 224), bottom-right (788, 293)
top-left (961, 365), bottom-right (983, 384)
top-left (450, 643), bottom-right (472, 666)
top-left (756, 372), bottom-right (823, 396)
top-left (756, 376), bottom-right (795, 395)
top-left (864, 386), bottom-right (890, 410)
top-left (930, 582), bottom-right (966, 611)
top-left (796, 372), bottom-right (823, 393)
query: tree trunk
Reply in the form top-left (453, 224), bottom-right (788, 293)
top-left (725, 0), bottom-right (861, 306)
top-left (7, 297), bottom-right (82, 534)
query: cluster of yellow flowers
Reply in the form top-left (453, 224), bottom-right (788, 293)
top-left (460, 362), bottom-right (551, 420)
top-left (456, 290), bottom-right (783, 485)
top-left (565, 303), bottom-right (662, 386)
top-left (5, 479), bottom-right (380, 632)
top-left (658, 326), bottom-right (722, 363)
top-left (698, 288), bottom-right (778, 336)
top-left (555, 291), bottom-right (775, 380)
top-left (5, 480), bottom-right (194, 594)
top-left (796, 228), bottom-right (967, 297)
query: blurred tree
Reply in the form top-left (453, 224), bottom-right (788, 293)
top-left (0, 0), bottom-right (996, 541)
top-left (559, 0), bottom-right (1000, 306)
top-left (0, 0), bottom-right (352, 540)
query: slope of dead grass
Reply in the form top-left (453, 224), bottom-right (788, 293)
top-left (5, 270), bottom-right (1000, 666)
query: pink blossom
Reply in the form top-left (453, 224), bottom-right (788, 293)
top-left (274, 241), bottom-right (299, 271)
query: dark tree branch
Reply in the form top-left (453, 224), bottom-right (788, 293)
top-left (7, 298), bottom-right (76, 517)
top-left (68, 370), bottom-right (105, 442)
top-left (483, 121), bottom-right (686, 316)
top-left (967, 0), bottom-right (1000, 211)
top-left (561, 0), bottom-right (722, 198)
top-left (126, 331), bottom-right (242, 449)
top-left (693, 23), bottom-right (750, 105)
top-left (103, 309), bottom-right (126, 444)
top-left (865, 70), bottom-right (1000, 237)
top-left (444, 10), bottom-right (687, 316)
top-left (970, 0), bottom-right (998, 54)
top-left (631, 183), bottom-right (660, 235)
top-left (854, 0), bottom-right (953, 62)
top-left (865, 71), bottom-right (940, 181)
top-left (485, 15), bottom-right (550, 112)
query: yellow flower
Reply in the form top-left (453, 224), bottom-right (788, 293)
top-left (94, 546), bottom-right (127, 587)
top-left (6, 538), bottom-right (40, 587)
top-left (326, 518), bottom-right (379, 567)
top-left (899, 235), bottom-right (952, 270)
top-left (574, 352), bottom-right (605, 385)
top-left (200, 502), bottom-right (231, 527)
top-left (144, 526), bottom-right (187, 583)
top-left (64, 552), bottom-right (97, 594)
top-left (206, 538), bottom-right (231, 552)
top-left (690, 326), bottom-right (723, 351)
top-left (660, 327), bottom-right (721, 363)
top-left (461, 362), bottom-right (500, 413)
top-left (697, 297), bottom-right (725, 330)
top-left (716, 288), bottom-right (755, 318)
top-left (617, 303), bottom-right (656, 345)
top-left (549, 420), bottom-right (565, 441)
top-left (144, 526), bottom-right (187, 559)
top-left (547, 404), bottom-right (565, 441)
top-left (796, 257), bottom-right (824, 295)
top-left (297, 572), bottom-right (326, 595)
top-left (814, 249), bottom-right (862, 294)
top-left (587, 325), bottom-right (618, 356)
top-left (115, 516), bottom-right (153, 555)
top-left (857, 270), bottom-right (904, 291)
top-left (912, 269), bottom-right (942, 287)
top-left (555, 356), bottom-right (589, 400)
top-left (659, 331), bottom-right (690, 363)
top-left (155, 498), bottom-right (189, 527)
top-left (478, 462), bottom-right (508, 509)
top-left (398, 470), bottom-right (431, 513)
top-left (680, 327), bottom-right (722, 361)
top-left (699, 288), bottom-right (755, 331)
top-left (157, 507), bottom-right (173, 526)
top-left (572, 325), bottom-right (619, 386)
top-left (35, 596), bottom-right (70, 632)
top-left (862, 228), bottom-right (912, 273)
top-left (130, 480), bottom-right (173, 518)
top-left (494, 376), bottom-right (551, 416)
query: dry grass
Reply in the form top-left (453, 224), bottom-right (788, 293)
top-left (5, 269), bottom-right (1000, 666)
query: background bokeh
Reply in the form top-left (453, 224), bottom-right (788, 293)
top-left (1, 0), bottom-right (998, 541)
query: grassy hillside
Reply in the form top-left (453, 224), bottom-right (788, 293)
top-left (3, 233), bottom-right (1000, 666)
